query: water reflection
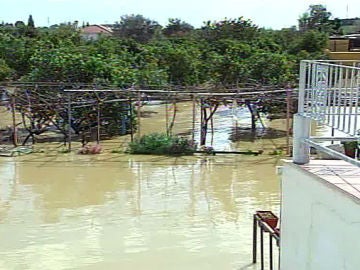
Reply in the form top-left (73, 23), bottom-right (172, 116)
top-left (0, 154), bottom-right (280, 270)
top-left (0, 101), bottom-right (282, 269)
top-left (141, 103), bottom-right (286, 151)
top-left (0, 159), bottom-right (15, 221)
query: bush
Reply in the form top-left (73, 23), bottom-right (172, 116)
top-left (127, 133), bottom-right (196, 155)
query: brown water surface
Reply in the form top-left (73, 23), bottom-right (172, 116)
top-left (0, 102), bottom-right (282, 269)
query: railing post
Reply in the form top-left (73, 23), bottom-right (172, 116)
top-left (293, 60), bottom-right (311, 165)
top-left (293, 114), bottom-right (311, 164)
top-left (298, 61), bottom-right (307, 113)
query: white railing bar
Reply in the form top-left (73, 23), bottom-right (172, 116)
top-left (347, 68), bottom-right (356, 134)
top-left (305, 62), bottom-right (311, 112)
top-left (305, 139), bottom-right (360, 168)
top-left (298, 61), bottom-right (307, 113)
top-left (315, 60), bottom-right (360, 63)
top-left (326, 65), bottom-right (333, 126)
top-left (317, 113), bottom-right (359, 116)
top-left (353, 70), bottom-right (360, 136)
top-left (342, 68), bottom-right (349, 132)
top-left (337, 68), bottom-right (344, 131)
top-left (302, 60), bottom-right (360, 70)
top-left (310, 136), bottom-right (360, 141)
top-left (332, 67), bottom-right (339, 127)
top-left (311, 62), bottom-right (317, 117)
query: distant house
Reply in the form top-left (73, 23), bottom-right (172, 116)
top-left (81, 25), bottom-right (113, 40)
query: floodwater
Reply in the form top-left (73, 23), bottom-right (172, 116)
top-left (0, 102), bottom-right (284, 270)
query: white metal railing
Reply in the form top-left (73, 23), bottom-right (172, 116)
top-left (294, 60), bottom-right (360, 166)
top-left (298, 60), bottom-right (360, 136)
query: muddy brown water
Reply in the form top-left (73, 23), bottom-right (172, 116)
top-left (0, 102), bottom-right (283, 269)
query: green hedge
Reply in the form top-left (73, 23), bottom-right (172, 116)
top-left (127, 133), bottom-right (196, 155)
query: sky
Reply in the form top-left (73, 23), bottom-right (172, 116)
top-left (1, 0), bottom-right (360, 29)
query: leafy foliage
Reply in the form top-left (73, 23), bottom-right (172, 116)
top-left (127, 133), bottom-right (196, 155)
top-left (114, 14), bottom-right (161, 43)
top-left (299, 5), bottom-right (332, 32)
top-left (200, 17), bottom-right (259, 42)
top-left (163, 18), bottom-right (194, 38)
top-left (247, 51), bottom-right (295, 85)
top-left (0, 58), bottom-right (13, 80)
top-left (298, 4), bottom-right (341, 35)
top-left (0, 9), bottom-right (333, 145)
top-left (0, 8), bottom-right (330, 86)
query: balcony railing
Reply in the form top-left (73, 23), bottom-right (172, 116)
top-left (294, 60), bottom-right (360, 167)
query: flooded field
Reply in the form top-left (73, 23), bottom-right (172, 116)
top-left (0, 102), bottom-right (284, 269)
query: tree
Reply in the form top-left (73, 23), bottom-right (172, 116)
top-left (27, 15), bottom-right (35, 28)
top-left (41, 24), bottom-right (81, 45)
top-left (298, 5), bottom-right (333, 33)
top-left (204, 39), bottom-right (253, 86)
top-left (0, 58), bottom-right (12, 80)
top-left (248, 51), bottom-right (294, 85)
top-left (0, 33), bottom-right (35, 78)
top-left (26, 14), bottom-right (37, 37)
top-left (114, 14), bottom-right (161, 43)
top-left (289, 30), bottom-right (328, 55)
top-left (15, 21), bottom-right (25, 28)
top-left (200, 17), bottom-right (259, 42)
top-left (150, 40), bottom-right (202, 85)
top-left (163, 18), bottom-right (194, 38)
top-left (14, 21), bottom-right (26, 36)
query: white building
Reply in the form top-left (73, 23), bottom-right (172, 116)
top-left (280, 60), bottom-right (360, 270)
top-left (281, 160), bottom-right (360, 269)
top-left (80, 25), bottom-right (113, 41)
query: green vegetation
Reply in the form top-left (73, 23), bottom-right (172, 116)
top-left (127, 133), bottom-right (196, 155)
top-left (269, 148), bottom-right (284, 156)
top-left (341, 140), bottom-right (359, 153)
top-left (0, 6), bottom-right (338, 150)
top-left (341, 141), bottom-right (359, 158)
top-left (58, 147), bottom-right (71, 154)
top-left (0, 6), bottom-right (334, 87)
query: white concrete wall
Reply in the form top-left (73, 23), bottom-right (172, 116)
top-left (280, 163), bottom-right (360, 270)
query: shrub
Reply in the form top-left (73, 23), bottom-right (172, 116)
top-left (127, 133), bottom-right (196, 155)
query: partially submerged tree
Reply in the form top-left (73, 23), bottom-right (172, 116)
top-left (200, 98), bottom-right (219, 146)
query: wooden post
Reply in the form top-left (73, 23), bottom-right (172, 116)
top-left (210, 116), bottom-right (214, 146)
top-left (137, 90), bottom-right (141, 139)
top-left (68, 92), bottom-right (72, 151)
top-left (11, 93), bottom-right (17, 147)
top-left (233, 99), bottom-right (238, 139)
top-left (97, 100), bottom-right (100, 144)
top-left (129, 97), bottom-right (134, 143)
top-left (192, 95), bottom-right (196, 143)
top-left (245, 100), bottom-right (256, 130)
top-left (165, 93), bottom-right (169, 135)
top-left (200, 99), bottom-right (204, 145)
